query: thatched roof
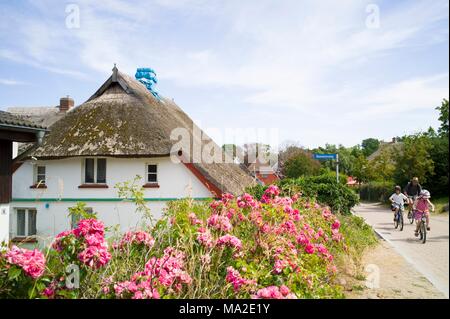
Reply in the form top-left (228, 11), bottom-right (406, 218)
top-left (23, 67), bottom-right (255, 195)
top-left (7, 106), bottom-right (66, 128)
top-left (0, 110), bottom-right (47, 130)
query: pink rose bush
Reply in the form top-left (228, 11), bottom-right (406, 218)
top-left (52, 218), bottom-right (111, 269)
top-left (0, 246), bottom-right (46, 298)
top-left (117, 230), bottom-right (155, 249)
top-left (3, 246), bottom-right (45, 279)
top-left (1, 184), bottom-right (372, 299)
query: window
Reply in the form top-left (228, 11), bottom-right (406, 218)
top-left (84, 158), bottom-right (107, 183)
top-left (147, 164), bottom-right (158, 183)
top-left (35, 165), bottom-right (46, 185)
top-left (15, 208), bottom-right (37, 237)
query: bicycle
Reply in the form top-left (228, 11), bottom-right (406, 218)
top-left (407, 196), bottom-right (417, 224)
top-left (393, 204), bottom-right (404, 231)
top-left (417, 213), bottom-right (427, 244)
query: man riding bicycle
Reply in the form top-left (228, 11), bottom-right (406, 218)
top-left (404, 177), bottom-right (422, 206)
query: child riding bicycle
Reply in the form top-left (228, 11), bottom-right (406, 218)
top-left (413, 190), bottom-right (435, 237)
top-left (389, 186), bottom-right (408, 221)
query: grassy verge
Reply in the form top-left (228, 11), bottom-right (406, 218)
top-left (433, 196), bottom-right (449, 214)
top-left (335, 214), bottom-right (378, 292)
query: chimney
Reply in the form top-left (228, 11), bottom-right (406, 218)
top-left (59, 96), bottom-right (74, 112)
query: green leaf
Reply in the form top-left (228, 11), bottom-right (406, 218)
top-left (8, 266), bottom-right (22, 280)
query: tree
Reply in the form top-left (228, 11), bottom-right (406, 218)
top-left (393, 134), bottom-right (434, 187)
top-left (425, 134), bottom-right (449, 196)
top-left (436, 98), bottom-right (449, 137)
top-left (361, 138), bottom-right (380, 157)
top-left (352, 154), bottom-right (372, 184)
top-left (370, 147), bottom-right (396, 182)
top-left (283, 150), bottom-right (321, 178)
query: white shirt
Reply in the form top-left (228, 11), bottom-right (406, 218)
top-left (390, 193), bottom-right (408, 206)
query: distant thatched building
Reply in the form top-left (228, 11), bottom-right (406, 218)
top-left (7, 66), bottom-right (255, 246)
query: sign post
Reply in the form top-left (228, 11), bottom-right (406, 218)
top-left (335, 153), bottom-right (339, 183)
top-left (313, 153), bottom-right (339, 183)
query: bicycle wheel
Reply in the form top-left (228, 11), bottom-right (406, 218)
top-left (399, 212), bottom-right (404, 231)
top-left (394, 213), bottom-right (399, 229)
top-left (408, 210), bottom-right (414, 224)
top-left (421, 221), bottom-right (427, 244)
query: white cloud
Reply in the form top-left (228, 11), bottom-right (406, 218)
top-left (0, 0), bottom-right (448, 146)
top-left (0, 78), bottom-right (27, 85)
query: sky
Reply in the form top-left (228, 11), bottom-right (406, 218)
top-left (0, 0), bottom-right (448, 150)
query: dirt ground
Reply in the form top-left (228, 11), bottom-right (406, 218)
top-left (343, 240), bottom-right (446, 299)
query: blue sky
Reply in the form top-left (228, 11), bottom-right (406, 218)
top-left (0, 0), bottom-right (448, 149)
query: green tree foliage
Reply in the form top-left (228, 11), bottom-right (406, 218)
top-left (352, 154), bottom-right (372, 184)
top-left (369, 147), bottom-right (396, 182)
top-left (436, 98), bottom-right (449, 137)
top-left (313, 144), bottom-right (357, 176)
top-left (283, 150), bottom-right (321, 178)
top-left (393, 134), bottom-right (434, 187)
top-left (426, 135), bottom-right (449, 196)
top-left (361, 138), bottom-right (380, 157)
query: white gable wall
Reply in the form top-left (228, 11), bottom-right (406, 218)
top-left (10, 157), bottom-right (213, 248)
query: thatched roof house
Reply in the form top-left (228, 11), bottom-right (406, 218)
top-left (17, 66), bottom-right (255, 195)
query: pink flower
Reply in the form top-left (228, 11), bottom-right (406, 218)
top-left (119, 231), bottom-right (155, 248)
top-left (322, 209), bottom-right (333, 220)
top-left (221, 193), bottom-right (234, 205)
top-left (78, 242), bottom-right (111, 269)
top-left (197, 228), bottom-right (215, 248)
top-left (52, 230), bottom-right (74, 251)
top-left (226, 266), bottom-right (255, 291)
top-left (73, 218), bottom-right (105, 238)
top-left (332, 219), bottom-right (341, 230)
top-left (188, 213), bottom-right (203, 226)
top-left (279, 285), bottom-right (290, 296)
top-left (207, 214), bottom-right (232, 232)
top-left (296, 233), bottom-right (310, 246)
top-left (332, 229), bottom-right (343, 242)
top-left (42, 287), bottom-right (55, 298)
top-left (5, 246), bottom-right (46, 279)
top-left (217, 234), bottom-right (242, 251)
top-left (273, 259), bottom-right (289, 274)
top-left (305, 243), bottom-right (315, 254)
top-left (237, 193), bottom-right (258, 209)
top-left (253, 286), bottom-right (296, 299)
top-left (226, 208), bottom-right (236, 220)
top-left (261, 223), bottom-right (271, 233)
top-left (144, 247), bottom-right (191, 290)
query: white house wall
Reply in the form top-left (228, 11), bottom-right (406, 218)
top-left (10, 157), bottom-right (213, 247)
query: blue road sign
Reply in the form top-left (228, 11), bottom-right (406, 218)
top-left (313, 153), bottom-right (337, 160)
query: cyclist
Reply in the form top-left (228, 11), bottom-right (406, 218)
top-left (404, 177), bottom-right (422, 207)
top-left (413, 190), bottom-right (435, 236)
top-left (389, 186), bottom-right (408, 222)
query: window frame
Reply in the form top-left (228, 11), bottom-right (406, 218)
top-left (83, 158), bottom-right (107, 184)
top-left (13, 208), bottom-right (37, 238)
top-left (146, 163), bottom-right (158, 184)
top-left (34, 164), bottom-right (46, 185)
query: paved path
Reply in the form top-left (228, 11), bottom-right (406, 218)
top-left (353, 202), bottom-right (449, 298)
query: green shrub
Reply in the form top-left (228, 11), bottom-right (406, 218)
top-left (358, 181), bottom-right (395, 202)
top-left (246, 173), bottom-right (359, 214)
